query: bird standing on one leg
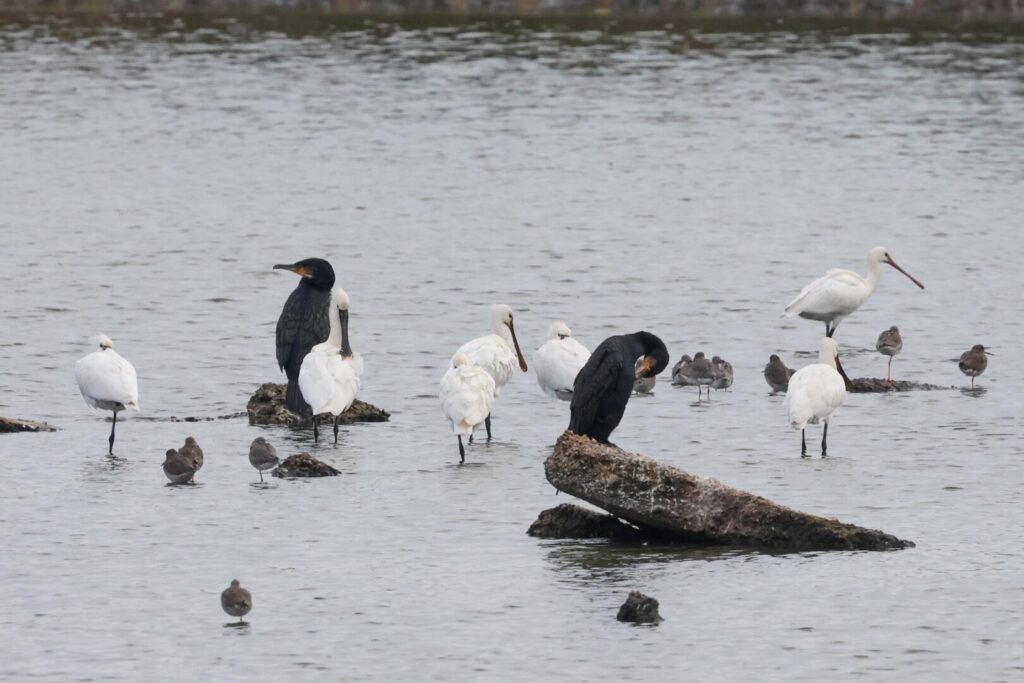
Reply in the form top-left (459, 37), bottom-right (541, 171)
top-left (958, 344), bottom-right (992, 389)
top-left (569, 331), bottom-right (669, 444)
top-left (875, 326), bottom-right (903, 383)
top-left (74, 335), bottom-right (139, 455)
top-left (221, 579), bottom-right (252, 625)
top-left (440, 353), bottom-right (495, 463)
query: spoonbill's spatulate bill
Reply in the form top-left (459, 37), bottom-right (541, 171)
top-left (274, 258), bottom-right (336, 416)
top-left (440, 353), bottom-right (496, 463)
top-left (876, 326), bottom-right (903, 382)
top-left (298, 288), bottom-right (364, 444)
top-left (450, 304), bottom-right (527, 441)
top-left (569, 331), bottom-right (669, 444)
top-left (958, 344), bottom-right (992, 389)
top-left (74, 335), bottom-right (139, 455)
top-left (533, 320), bottom-right (590, 401)
top-left (784, 338), bottom-right (847, 457)
top-left (763, 354), bottom-right (796, 394)
top-left (221, 579), bottom-right (252, 624)
top-left (783, 247), bottom-right (925, 337)
top-left (249, 437), bottom-right (279, 482)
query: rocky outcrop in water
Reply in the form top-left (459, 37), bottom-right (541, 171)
top-left (0, 416), bottom-right (57, 433)
top-left (272, 452), bottom-right (340, 477)
top-left (527, 503), bottom-right (651, 541)
top-left (848, 377), bottom-right (952, 393)
top-left (247, 382), bottom-right (390, 427)
top-left (616, 591), bottom-right (663, 624)
top-left (546, 431), bottom-right (914, 550)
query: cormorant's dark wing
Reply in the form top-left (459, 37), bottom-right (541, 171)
top-left (275, 286), bottom-right (331, 381)
top-left (569, 338), bottom-right (627, 437)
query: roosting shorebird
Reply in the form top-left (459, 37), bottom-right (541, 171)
top-left (569, 332), bottom-right (668, 444)
top-left (633, 357), bottom-right (657, 395)
top-left (74, 335), bottom-right (139, 455)
top-left (783, 247), bottom-right (925, 337)
top-left (876, 326), bottom-right (903, 382)
top-left (450, 304), bottom-right (527, 442)
top-left (764, 354), bottom-right (796, 394)
top-left (221, 579), bottom-right (252, 625)
top-left (249, 437), bottom-right (279, 482)
top-left (439, 353), bottom-right (496, 463)
top-left (710, 356), bottom-right (734, 391)
top-left (958, 344), bottom-right (992, 389)
top-left (785, 338), bottom-right (847, 457)
top-left (533, 320), bottom-right (590, 401)
top-left (162, 448), bottom-right (197, 485)
top-left (671, 354), bottom-right (693, 386)
top-left (274, 258), bottom-right (336, 416)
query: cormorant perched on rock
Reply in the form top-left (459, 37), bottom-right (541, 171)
top-left (569, 331), bottom-right (669, 444)
top-left (273, 258), bottom-right (336, 415)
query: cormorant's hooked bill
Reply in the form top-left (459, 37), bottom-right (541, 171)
top-left (569, 331), bottom-right (669, 444)
top-left (273, 258), bottom-right (336, 291)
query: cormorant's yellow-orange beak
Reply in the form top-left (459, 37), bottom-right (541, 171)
top-left (273, 263), bottom-right (312, 278)
top-left (639, 357), bottom-right (655, 376)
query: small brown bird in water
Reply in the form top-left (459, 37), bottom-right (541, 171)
top-left (689, 352), bottom-right (715, 399)
top-left (764, 354), bottom-right (796, 394)
top-left (221, 579), bottom-right (252, 624)
top-left (958, 344), bottom-right (992, 389)
top-left (249, 437), bottom-right (279, 482)
top-left (876, 326), bottom-right (903, 382)
top-left (179, 437), bottom-right (204, 471)
top-left (710, 356), bottom-right (734, 390)
top-left (633, 357), bottom-right (657, 395)
top-left (162, 448), bottom-right (197, 485)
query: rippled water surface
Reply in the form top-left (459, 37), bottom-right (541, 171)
top-left (1, 18), bottom-right (1023, 681)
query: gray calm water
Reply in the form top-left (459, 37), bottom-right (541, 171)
top-left (1, 18), bottom-right (1023, 681)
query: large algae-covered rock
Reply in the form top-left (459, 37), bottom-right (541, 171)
top-left (849, 378), bottom-right (952, 393)
top-left (272, 453), bottom-right (340, 478)
top-left (0, 416), bottom-right (57, 433)
top-left (545, 431), bottom-right (913, 551)
top-left (246, 382), bottom-right (390, 426)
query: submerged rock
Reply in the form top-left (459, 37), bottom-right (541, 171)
top-left (527, 503), bottom-right (649, 541)
top-left (246, 382), bottom-right (390, 426)
top-left (616, 591), bottom-right (662, 624)
top-left (0, 416), bottom-right (57, 433)
top-left (546, 431), bottom-right (914, 551)
top-left (849, 378), bottom-right (952, 393)
top-left (272, 453), bottom-right (340, 478)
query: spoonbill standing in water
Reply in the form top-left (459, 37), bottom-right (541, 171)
top-left (74, 335), bottom-right (139, 455)
top-left (450, 304), bottom-right (527, 441)
top-left (785, 337), bottom-right (847, 457)
top-left (783, 247), bottom-right (925, 337)
top-left (299, 288), bottom-right (363, 444)
top-left (440, 353), bottom-right (496, 463)
top-left (533, 320), bottom-right (590, 401)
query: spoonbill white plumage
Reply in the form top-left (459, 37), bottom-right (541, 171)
top-left (298, 288), bottom-right (363, 444)
top-left (783, 247), bottom-right (925, 337)
top-left (533, 320), bottom-right (590, 401)
top-left (784, 337), bottom-right (847, 457)
top-left (450, 304), bottom-right (527, 441)
top-left (74, 335), bottom-right (139, 455)
top-left (440, 353), bottom-right (496, 463)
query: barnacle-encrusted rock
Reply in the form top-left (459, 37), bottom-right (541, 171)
top-left (246, 382), bottom-right (390, 426)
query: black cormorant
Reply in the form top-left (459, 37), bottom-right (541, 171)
top-left (568, 331), bottom-right (669, 444)
top-left (274, 258), bottom-right (336, 414)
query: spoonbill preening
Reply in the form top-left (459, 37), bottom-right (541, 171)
top-left (785, 337), bottom-right (847, 457)
top-left (440, 353), bottom-right (496, 463)
top-left (533, 320), bottom-right (590, 401)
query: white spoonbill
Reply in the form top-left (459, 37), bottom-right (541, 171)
top-left (533, 320), bottom-right (591, 401)
top-left (440, 353), bottom-right (496, 463)
top-left (298, 288), bottom-right (363, 444)
top-left (783, 247), bottom-right (925, 337)
top-left (785, 337), bottom-right (847, 457)
top-left (450, 304), bottom-right (527, 441)
top-left (74, 335), bottom-right (139, 455)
